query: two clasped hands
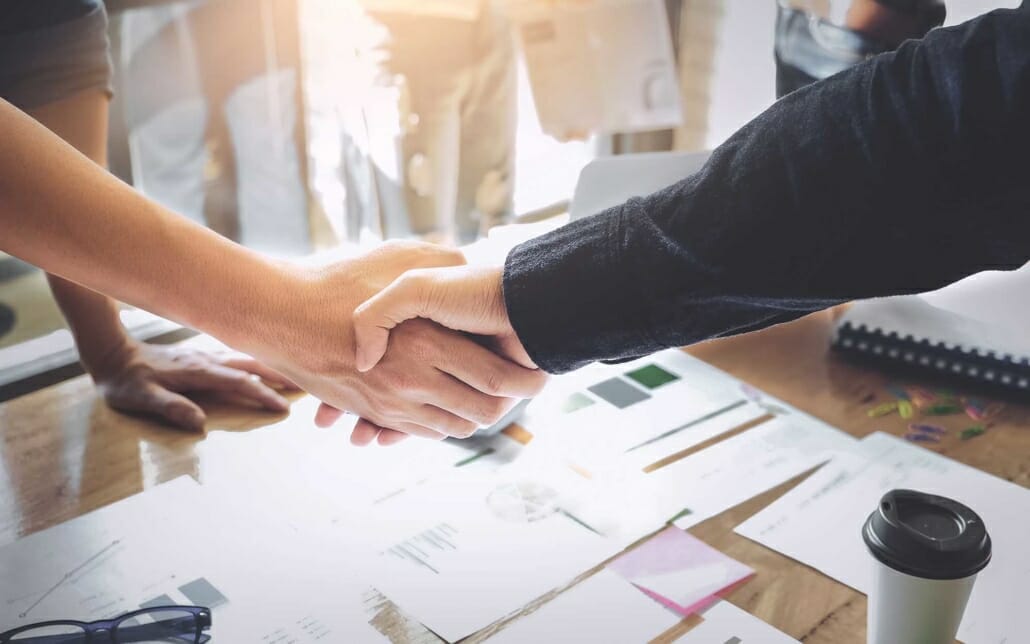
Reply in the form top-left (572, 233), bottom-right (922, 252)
top-left (290, 244), bottom-right (540, 448)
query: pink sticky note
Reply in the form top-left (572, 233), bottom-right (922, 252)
top-left (607, 527), bottom-right (754, 616)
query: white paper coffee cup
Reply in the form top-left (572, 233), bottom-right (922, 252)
top-left (863, 489), bottom-right (991, 644)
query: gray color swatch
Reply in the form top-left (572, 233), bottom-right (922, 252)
top-left (588, 377), bottom-right (651, 409)
top-left (178, 577), bottom-right (229, 608)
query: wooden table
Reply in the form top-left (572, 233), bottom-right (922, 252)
top-left (2, 309), bottom-right (1028, 642)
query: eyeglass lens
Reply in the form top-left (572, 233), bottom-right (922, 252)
top-left (114, 609), bottom-right (200, 644)
top-left (8, 624), bottom-right (87, 644)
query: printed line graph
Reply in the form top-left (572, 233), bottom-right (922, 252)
top-left (18, 539), bottom-right (122, 619)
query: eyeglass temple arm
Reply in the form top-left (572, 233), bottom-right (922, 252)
top-left (1, 634), bottom-right (85, 644)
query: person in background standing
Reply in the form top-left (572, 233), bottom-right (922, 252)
top-left (343, 0), bottom-right (517, 244)
top-left (113, 0), bottom-right (311, 255)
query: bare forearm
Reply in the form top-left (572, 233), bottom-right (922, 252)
top-left (0, 98), bottom-right (292, 352)
top-left (24, 90), bottom-right (136, 372)
top-left (46, 275), bottom-right (126, 365)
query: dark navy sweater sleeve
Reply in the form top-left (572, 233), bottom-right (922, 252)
top-left (503, 4), bottom-right (1030, 374)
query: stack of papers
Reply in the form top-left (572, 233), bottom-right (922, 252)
top-left (346, 350), bottom-right (856, 639)
top-left (736, 432), bottom-right (1030, 644)
top-left (3, 348), bottom-right (867, 642)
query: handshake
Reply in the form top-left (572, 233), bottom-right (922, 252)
top-left (231, 241), bottom-right (548, 447)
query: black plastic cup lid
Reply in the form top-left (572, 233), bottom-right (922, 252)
top-left (863, 489), bottom-right (991, 580)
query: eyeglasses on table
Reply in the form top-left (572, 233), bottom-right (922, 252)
top-left (0, 605), bottom-right (211, 644)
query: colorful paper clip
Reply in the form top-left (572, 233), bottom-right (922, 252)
top-left (867, 401), bottom-right (900, 418)
top-left (908, 423), bottom-right (946, 435)
top-left (904, 432), bottom-right (940, 444)
top-left (923, 403), bottom-right (963, 416)
top-left (898, 400), bottom-right (915, 419)
top-left (964, 397), bottom-right (988, 421)
top-left (961, 426), bottom-right (987, 441)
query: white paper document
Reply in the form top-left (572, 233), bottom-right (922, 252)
top-left (736, 432), bottom-right (1030, 644)
top-left (621, 399), bottom-right (768, 471)
top-left (0, 477), bottom-right (383, 642)
top-left (487, 570), bottom-right (680, 643)
top-left (679, 601), bottom-right (799, 643)
top-left (639, 414), bottom-right (856, 529)
top-left (365, 462), bottom-right (636, 642)
top-left (200, 395), bottom-right (524, 511)
top-left (510, 0), bottom-right (683, 138)
top-left (920, 262), bottom-right (1030, 354)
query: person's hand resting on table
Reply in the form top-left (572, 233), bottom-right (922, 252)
top-left (84, 340), bottom-right (296, 432)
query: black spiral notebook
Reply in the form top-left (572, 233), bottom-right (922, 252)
top-left (832, 268), bottom-right (1030, 398)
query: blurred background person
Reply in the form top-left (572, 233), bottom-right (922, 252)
top-left (774, 0), bottom-right (946, 98)
top-left (114, 0), bottom-right (311, 255)
top-left (342, 0), bottom-right (518, 245)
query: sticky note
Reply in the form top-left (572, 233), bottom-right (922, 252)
top-left (608, 527), bottom-right (754, 616)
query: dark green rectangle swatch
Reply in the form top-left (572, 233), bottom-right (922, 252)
top-left (626, 364), bottom-right (680, 389)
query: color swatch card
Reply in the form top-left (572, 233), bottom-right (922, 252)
top-left (608, 527), bottom-right (754, 616)
top-left (488, 570), bottom-right (681, 643)
top-left (678, 601), bottom-right (799, 643)
top-left (521, 350), bottom-right (754, 470)
top-left (736, 432), bottom-right (1030, 644)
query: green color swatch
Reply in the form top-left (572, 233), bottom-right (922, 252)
top-left (455, 448), bottom-right (496, 467)
top-left (626, 364), bottom-right (680, 389)
top-left (925, 403), bottom-right (963, 416)
top-left (668, 508), bottom-right (694, 524)
top-left (561, 392), bottom-right (596, 414)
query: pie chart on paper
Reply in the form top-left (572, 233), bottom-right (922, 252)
top-left (486, 481), bottom-right (560, 523)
